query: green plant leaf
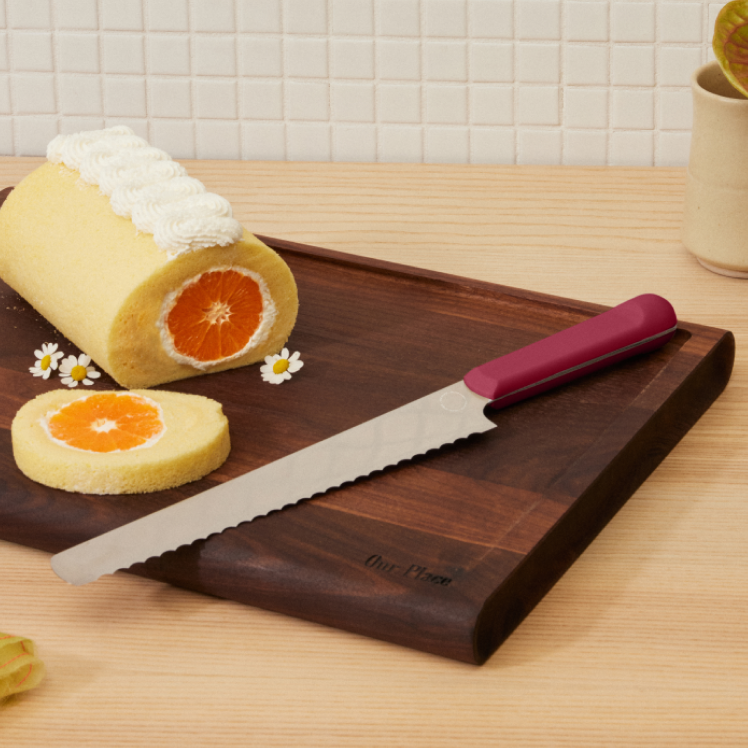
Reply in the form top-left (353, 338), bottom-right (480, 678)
top-left (713, 0), bottom-right (748, 98)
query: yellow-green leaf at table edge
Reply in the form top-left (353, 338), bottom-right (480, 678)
top-left (713, 0), bottom-right (748, 98)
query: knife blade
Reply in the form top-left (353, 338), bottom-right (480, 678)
top-left (51, 293), bottom-right (677, 585)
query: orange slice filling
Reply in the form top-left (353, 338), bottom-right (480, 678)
top-left (45, 393), bottom-right (165, 453)
top-left (164, 269), bottom-right (264, 364)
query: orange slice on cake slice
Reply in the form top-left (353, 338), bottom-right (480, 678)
top-left (42, 392), bottom-right (165, 453)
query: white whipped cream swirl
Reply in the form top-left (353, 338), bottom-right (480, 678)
top-left (47, 126), bottom-right (243, 256)
top-left (132, 192), bottom-right (231, 233)
top-left (47, 126), bottom-right (140, 171)
top-left (79, 145), bottom-right (170, 187)
top-left (116, 177), bottom-right (207, 225)
top-left (155, 215), bottom-right (245, 256)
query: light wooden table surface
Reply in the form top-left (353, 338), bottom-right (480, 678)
top-left (1, 158), bottom-right (746, 746)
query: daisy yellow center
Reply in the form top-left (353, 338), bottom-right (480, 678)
top-left (70, 364), bottom-right (88, 382)
top-left (272, 359), bottom-right (289, 375)
top-left (40, 354), bottom-right (52, 370)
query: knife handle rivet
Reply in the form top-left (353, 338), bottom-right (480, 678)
top-left (440, 390), bottom-right (468, 412)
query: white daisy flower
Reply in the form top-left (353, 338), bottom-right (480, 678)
top-left (29, 342), bottom-right (64, 379)
top-left (59, 353), bottom-right (102, 388)
top-left (261, 348), bottom-right (303, 384)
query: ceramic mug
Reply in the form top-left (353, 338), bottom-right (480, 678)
top-left (681, 60), bottom-right (748, 278)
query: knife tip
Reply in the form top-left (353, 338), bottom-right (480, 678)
top-left (50, 553), bottom-right (101, 586)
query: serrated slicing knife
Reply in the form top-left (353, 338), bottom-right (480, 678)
top-left (51, 294), bottom-right (678, 585)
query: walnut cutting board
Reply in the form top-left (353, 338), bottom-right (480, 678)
top-left (0, 229), bottom-right (734, 665)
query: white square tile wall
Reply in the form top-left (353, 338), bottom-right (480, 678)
top-left (0, 0), bottom-right (727, 164)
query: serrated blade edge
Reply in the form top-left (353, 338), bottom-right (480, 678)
top-left (51, 381), bottom-right (494, 585)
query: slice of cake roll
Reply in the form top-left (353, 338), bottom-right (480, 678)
top-left (12, 389), bottom-right (230, 494)
top-left (0, 126), bottom-right (298, 388)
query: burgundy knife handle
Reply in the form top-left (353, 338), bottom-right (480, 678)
top-left (463, 294), bottom-right (677, 409)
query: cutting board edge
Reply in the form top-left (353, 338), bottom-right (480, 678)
top-left (470, 327), bottom-right (735, 665)
top-left (258, 234), bottom-right (616, 314)
top-left (259, 234), bottom-right (730, 345)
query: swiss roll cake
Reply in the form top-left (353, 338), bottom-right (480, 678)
top-left (0, 126), bottom-right (298, 389)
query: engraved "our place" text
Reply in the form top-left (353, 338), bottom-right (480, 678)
top-left (365, 554), bottom-right (453, 587)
